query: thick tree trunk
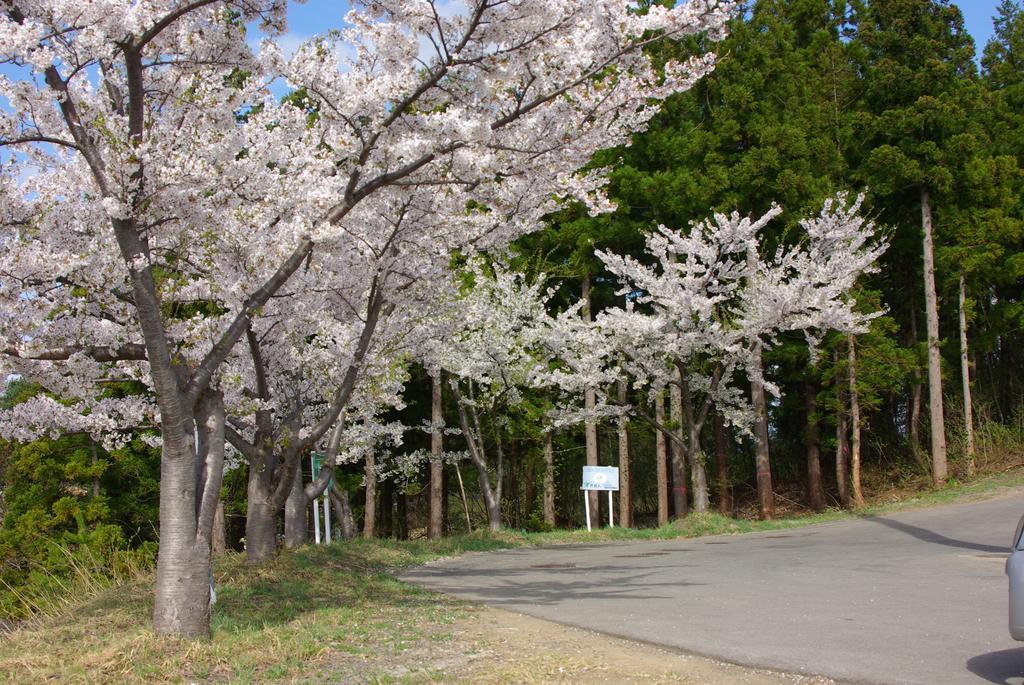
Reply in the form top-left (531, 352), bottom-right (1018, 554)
top-left (669, 373), bottom-right (688, 519)
top-left (617, 380), bottom-right (632, 528)
top-left (363, 449), bottom-right (377, 538)
top-left (428, 372), bottom-right (444, 539)
top-left (117, 224), bottom-right (214, 637)
top-left (245, 466), bottom-right (277, 564)
top-left (284, 459), bottom-right (308, 548)
top-left (582, 272), bottom-right (600, 524)
top-left (750, 344), bottom-right (774, 520)
top-left (152, 390), bottom-right (225, 637)
top-left (835, 346), bottom-right (852, 508)
top-left (921, 188), bottom-right (948, 486)
top-left (153, 526), bottom-right (212, 637)
top-left (543, 431), bottom-right (556, 526)
top-left (713, 413), bottom-right (731, 514)
top-left (804, 381), bottom-right (826, 512)
top-left (959, 275), bottom-right (976, 475)
top-left (655, 385), bottom-right (669, 526)
top-left (849, 335), bottom-right (865, 506)
top-left (152, 434), bottom-right (212, 637)
top-left (212, 500), bottom-right (227, 556)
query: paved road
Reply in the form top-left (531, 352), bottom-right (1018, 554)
top-left (400, 492), bottom-right (1024, 684)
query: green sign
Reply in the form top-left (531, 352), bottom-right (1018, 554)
top-left (311, 452), bottom-right (335, 488)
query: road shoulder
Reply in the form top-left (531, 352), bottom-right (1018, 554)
top-left (390, 604), bottom-right (843, 684)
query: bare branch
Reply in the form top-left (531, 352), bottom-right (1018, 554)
top-left (3, 343), bottom-right (147, 362)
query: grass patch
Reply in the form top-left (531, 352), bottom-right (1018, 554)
top-left (0, 545), bottom-right (472, 684)
top-left (1, 468), bottom-right (1022, 684)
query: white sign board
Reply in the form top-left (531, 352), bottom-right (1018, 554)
top-left (581, 466), bottom-right (620, 491)
top-left (580, 466), bottom-right (620, 532)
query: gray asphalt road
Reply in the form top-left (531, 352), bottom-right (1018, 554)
top-left (399, 492), bottom-right (1024, 685)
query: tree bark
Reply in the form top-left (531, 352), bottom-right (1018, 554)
top-left (152, 390), bottom-right (225, 637)
top-left (750, 344), bottom-right (774, 520)
top-left (959, 274), bottom-right (976, 475)
top-left (655, 384), bottom-right (669, 526)
top-left (921, 187), bottom-right (948, 486)
top-left (835, 346), bottom-right (852, 508)
top-left (363, 448), bottom-right (377, 538)
top-left (428, 372), bottom-right (444, 539)
top-left (284, 458), bottom-right (308, 548)
top-left (543, 430), bottom-right (556, 527)
top-left (152, 471), bottom-right (214, 636)
top-left (669, 371), bottom-right (688, 519)
top-left (617, 380), bottom-right (632, 528)
top-left (849, 334), bottom-right (865, 507)
top-left (245, 462), bottom-right (278, 564)
top-left (804, 380), bottom-right (826, 512)
top-left (713, 412), bottom-right (731, 514)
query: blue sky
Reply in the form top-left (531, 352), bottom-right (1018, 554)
top-left (956, 0), bottom-right (1005, 52)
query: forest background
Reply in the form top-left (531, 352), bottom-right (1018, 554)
top-left (1, 0), bottom-right (1022, 623)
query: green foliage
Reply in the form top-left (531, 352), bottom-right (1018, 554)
top-left (523, 513), bottom-right (555, 533)
top-left (0, 385), bottom-right (160, 621)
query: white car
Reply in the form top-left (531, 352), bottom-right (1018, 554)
top-left (1007, 513), bottom-right (1024, 640)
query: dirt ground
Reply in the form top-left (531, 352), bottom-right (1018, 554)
top-left (332, 604), bottom-right (841, 684)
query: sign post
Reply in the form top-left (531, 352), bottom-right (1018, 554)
top-left (581, 466), bottom-right (620, 532)
top-left (310, 453), bottom-right (334, 544)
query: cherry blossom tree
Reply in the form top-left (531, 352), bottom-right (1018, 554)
top-left (0, 0), bottom-right (734, 636)
top-left (424, 260), bottom-right (555, 531)
top-left (584, 195), bottom-right (887, 516)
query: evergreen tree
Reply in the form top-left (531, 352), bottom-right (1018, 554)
top-left (853, 0), bottom-right (979, 485)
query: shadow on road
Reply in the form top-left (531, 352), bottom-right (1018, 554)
top-left (967, 648), bottom-right (1024, 684)
top-left (402, 564), bottom-right (705, 606)
top-left (867, 516), bottom-right (1008, 553)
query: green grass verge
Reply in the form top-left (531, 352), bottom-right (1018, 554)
top-left (1, 468), bottom-right (1022, 684)
top-left (0, 543), bottom-right (476, 684)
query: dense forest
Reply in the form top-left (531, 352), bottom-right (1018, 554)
top-left (1, 0), bottom-right (1022, 631)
